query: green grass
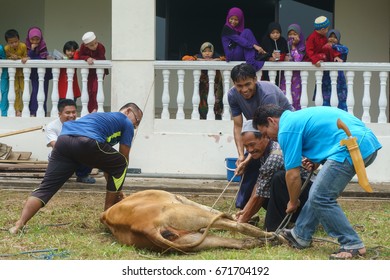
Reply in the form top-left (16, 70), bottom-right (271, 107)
top-left (1, 189), bottom-right (389, 260)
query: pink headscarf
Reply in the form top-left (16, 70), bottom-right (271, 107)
top-left (225, 7), bottom-right (245, 33)
top-left (25, 27), bottom-right (48, 58)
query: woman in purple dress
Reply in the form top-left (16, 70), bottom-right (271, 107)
top-left (221, 7), bottom-right (264, 71)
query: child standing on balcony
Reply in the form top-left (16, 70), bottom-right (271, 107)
top-left (221, 7), bottom-right (265, 72)
top-left (305, 16), bottom-right (331, 106)
top-left (279, 23), bottom-right (306, 110)
top-left (182, 42), bottom-right (224, 119)
top-left (304, 16), bottom-right (330, 66)
top-left (0, 44), bottom-right (9, 116)
top-left (79, 31), bottom-right (108, 113)
top-left (58, 41), bottom-right (81, 101)
top-left (321, 29), bottom-right (349, 111)
top-left (258, 22), bottom-right (289, 85)
top-left (4, 29), bottom-right (28, 117)
top-left (25, 26), bottom-right (53, 117)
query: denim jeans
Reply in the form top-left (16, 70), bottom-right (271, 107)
top-left (291, 151), bottom-right (378, 250)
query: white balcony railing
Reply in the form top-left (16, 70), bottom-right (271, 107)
top-left (154, 61), bottom-right (390, 123)
top-left (0, 60), bottom-right (111, 118)
top-left (1, 60), bottom-right (389, 124)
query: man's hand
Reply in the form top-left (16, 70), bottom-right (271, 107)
top-left (235, 209), bottom-right (250, 223)
top-left (286, 199), bottom-right (300, 214)
top-left (301, 158), bottom-right (319, 171)
top-left (235, 159), bottom-right (247, 176)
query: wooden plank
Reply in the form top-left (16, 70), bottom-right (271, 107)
top-left (17, 152), bottom-right (33, 160)
top-left (0, 145), bottom-right (12, 160)
top-left (0, 163), bottom-right (48, 169)
top-left (6, 152), bottom-right (21, 161)
top-left (0, 172), bottom-right (45, 178)
top-left (0, 159), bottom-right (48, 164)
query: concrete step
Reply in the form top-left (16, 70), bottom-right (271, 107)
top-left (0, 175), bottom-right (389, 199)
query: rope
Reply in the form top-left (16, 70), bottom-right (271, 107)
top-left (228, 173), bottom-right (244, 214)
top-left (0, 248), bottom-right (70, 259)
top-left (211, 173), bottom-right (238, 209)
top-left (274, 170), bottom-right (314, 235)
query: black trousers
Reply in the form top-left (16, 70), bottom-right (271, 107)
top-left (32, 135), bottom-right (128, 205)
top-left (264, 170), bottom-right (312, 232)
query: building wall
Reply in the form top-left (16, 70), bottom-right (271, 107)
top-left (335, 0), bottom-right (389, 119)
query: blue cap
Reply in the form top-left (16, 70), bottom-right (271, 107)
top-left (314, 16), bottom-right (330, 30)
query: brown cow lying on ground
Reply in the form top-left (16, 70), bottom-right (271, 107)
top-left (100, 189), bottom-right (280, 252)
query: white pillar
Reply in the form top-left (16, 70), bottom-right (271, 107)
top-left (36, 67), bottom-right (46, 117)
top-left (51, 68), bottom-right (60, 117)
top-left (378, 71), bottom-right (388, 123)
top-left (346, 71), bottom-right (355, 115)
top-left (191, 70), bottom-right (201, 120)
top-left (65, 68), bottom-right (75, 100)
top-left (206, 70), bottom-right (216, 120)
top-left (96, 68), bottom-right (105, 112)
top-left (161, 69), bottom-right (170, 119)
top-left (222, 70), bottom-right (231, 120)
top-left (176, 69), bottom-right (185, 119)
top-left (362, 71), bottom-right (372, 123)
top-left (300, 71), bottom-right (309, 109)
top-left (7, 68), bottom-right (16, 117)
top-left (80, 68), bottom-right (89, 117)
top-left (330, 70), bottom-right (338, 107)
top-left (269, 70), bottom-right (277, 84)
top-left (314, 70), bottom-right (323, 106)
top-left (22, 68), bottom-right (31, 117)
top-left (284, 70), bottom-right (293, 104)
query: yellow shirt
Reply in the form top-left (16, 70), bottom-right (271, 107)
top-left (5, 42), bottom-right (28, 77)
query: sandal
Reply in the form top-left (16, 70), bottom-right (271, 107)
top-left (329, 248), bottom-right (365, 260)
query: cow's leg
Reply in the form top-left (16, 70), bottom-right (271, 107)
top-left (174, 194), bottom-right (222, 215)
top-left (172, 232), bottom-right (265, 251)
top-left (210, 217), bottom-right (276, 239)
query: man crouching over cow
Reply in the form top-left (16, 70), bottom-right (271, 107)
top-left (9, 102), bottom-right (143, 234)
top-left (235, 120), bottom-right (312, 231)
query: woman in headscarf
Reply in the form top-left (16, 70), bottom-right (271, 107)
top-left (280, 23), bottom-right (306, 110)
top-left (221, 7), bottom-right (264, 71)
top-left (259, 22), bottom-right (288, 84)
top-left (25, 27), bottom-right (52, 116)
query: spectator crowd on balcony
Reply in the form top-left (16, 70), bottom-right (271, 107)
top-left (1, 27), bottom-right (107, 117)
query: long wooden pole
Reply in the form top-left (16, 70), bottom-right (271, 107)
top-left (0, 126), bottom-right (43, 138)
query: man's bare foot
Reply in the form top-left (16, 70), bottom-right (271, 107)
top-left (9, 224), bottom-right (23, 234)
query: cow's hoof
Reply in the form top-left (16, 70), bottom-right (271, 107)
top-left (273, 232), bottom-right (288, 245)
top-left (243, 238), bottom-right (265, 248)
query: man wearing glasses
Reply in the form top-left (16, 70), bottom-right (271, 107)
top-left (9, 102), bottom-right (143, 234)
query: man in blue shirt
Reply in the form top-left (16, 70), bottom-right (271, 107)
top-left (253, 104), bottom-right (382, 260)
top-left (9, 102), bottom-right (143, 234)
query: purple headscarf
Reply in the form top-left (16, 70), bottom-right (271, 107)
top-left (225, 7), bottom-right (245, 33)
top-left (25, 27), bottom-right (48, 58)
top-left (287, 23), bottom-right (305, 53)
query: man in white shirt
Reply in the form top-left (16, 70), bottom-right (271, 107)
top-left (46, 99), bottom-right (96, 184)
